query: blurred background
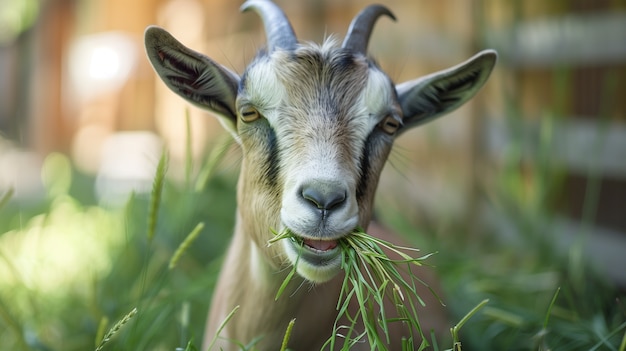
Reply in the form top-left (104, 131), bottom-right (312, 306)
top-left (0, 0), bottom-right (625, 350)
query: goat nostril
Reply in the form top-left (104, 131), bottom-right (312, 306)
top-left (301, 186), bottom-right (346, 211)
top-left (326, 191), bottom-right (346, 210)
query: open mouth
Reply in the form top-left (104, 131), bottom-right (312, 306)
top-left (286, 231), bottom-right (341, 253)
top-left (280, 228), bottom-right (347, 283)
top-left (302, 238), bottom-right (338, 252)
top-left (286, 232), bottom-right (341, 263)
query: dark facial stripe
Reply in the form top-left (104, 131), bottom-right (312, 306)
top-left (356, 132), bottom-right (374, 201)
top-left (263, 125), bottom-right (280, 188)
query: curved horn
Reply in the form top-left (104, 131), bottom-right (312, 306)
top-left (342, 4), bottom-right (396, 54)
top-left (241, 0), bottom-right (298, 52)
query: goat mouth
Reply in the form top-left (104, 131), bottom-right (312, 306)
top-left (287, 233), bottom-right (341, 261)
top-left (282, 230), bottom-right (345, 283)
top-left (302, 238), bottom-right (338, 252)
top-left (285, 229), bottom-right (341, 253)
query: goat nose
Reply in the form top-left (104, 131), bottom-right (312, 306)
top-left (301, 183), bottom-right (347, 212)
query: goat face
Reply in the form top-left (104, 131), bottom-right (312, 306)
top-left (144, 0), bottom-right (496, 284)
top-left (239, 44), bottom-right (401, 282)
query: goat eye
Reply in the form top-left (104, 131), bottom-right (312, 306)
top-left (378, 115), bottom-right (401, 134)
top-left (240, 107), bottom-right (260, 122)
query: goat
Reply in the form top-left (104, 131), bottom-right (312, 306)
top-left (144, 1), bottom-right (496, 349)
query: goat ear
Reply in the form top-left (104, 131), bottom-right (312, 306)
top-left (144, 26), bottom-right (240, 137)
top-left (396, 50), bottom-right (496, 133)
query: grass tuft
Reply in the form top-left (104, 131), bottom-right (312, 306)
top-left (270, 227), bottom-right (436, 350)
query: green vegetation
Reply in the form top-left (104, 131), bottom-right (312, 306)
top-left (0, 112), bottom-right (624, 350)
top-left (270, 227), bottom-right (436, 350)
top-left (0, 148), bottom-right (237, 350)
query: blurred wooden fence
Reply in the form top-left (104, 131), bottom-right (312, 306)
top-left (0, 0), bottom-right (625, 282)
top-left (480, 1), bottom-right (626, 284)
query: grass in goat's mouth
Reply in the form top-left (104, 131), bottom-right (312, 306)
top-left (269, 229), bottom-right (338, 251)
top-left (268, 227), bottom-right (437, 350)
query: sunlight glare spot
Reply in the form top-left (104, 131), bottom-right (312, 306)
top-left (68, 32), bottom-right (137, 103)
top-left (88, 46), bottom-right (121, 81)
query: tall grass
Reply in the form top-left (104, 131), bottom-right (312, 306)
top-left (0, 149), bottom-right (236, 350)
top-left (1, 131), bottom-right (624, 350)
top-left (0, 89), bottom-right (624, 351)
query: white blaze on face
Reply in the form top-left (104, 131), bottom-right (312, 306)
top-left (279, 140), bottom-right (360, 240)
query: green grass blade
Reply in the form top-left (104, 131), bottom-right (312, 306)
top-left (543, 286), bottom-right (560, 329)
top-left (182, 340), bottom-right (198, 351)
top-left (95, 307), bottom-right (138, 351)
top-left (94, 316), bottom-right (109, 348)
top-left (169, 222), bottom-right (205, 270)
top-left (589, 321), bottom-right (626, 351)
top-left (450, 299), bottom-right (489, 348)
top-left (206, 305), bottom-right (240, 351)
top-left (275, 260), bottom-right (298, 301)
top-left (184, 108), bottom-right (193, 188)
top-left (279, 318), bottom-right (296, 351)
top-left (147, 150), bottom-right (168, 243)
top-left (195, 133), bottom-right (232, 192)
top-left (273, 229), bottom-right (302, 301)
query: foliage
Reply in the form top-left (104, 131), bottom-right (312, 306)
top-left (270, 228), bottom-right (437, 350)
top-left (0, 149), bottom-right (237, 350)
top-left (0, 106), bottom-right (624, 350)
